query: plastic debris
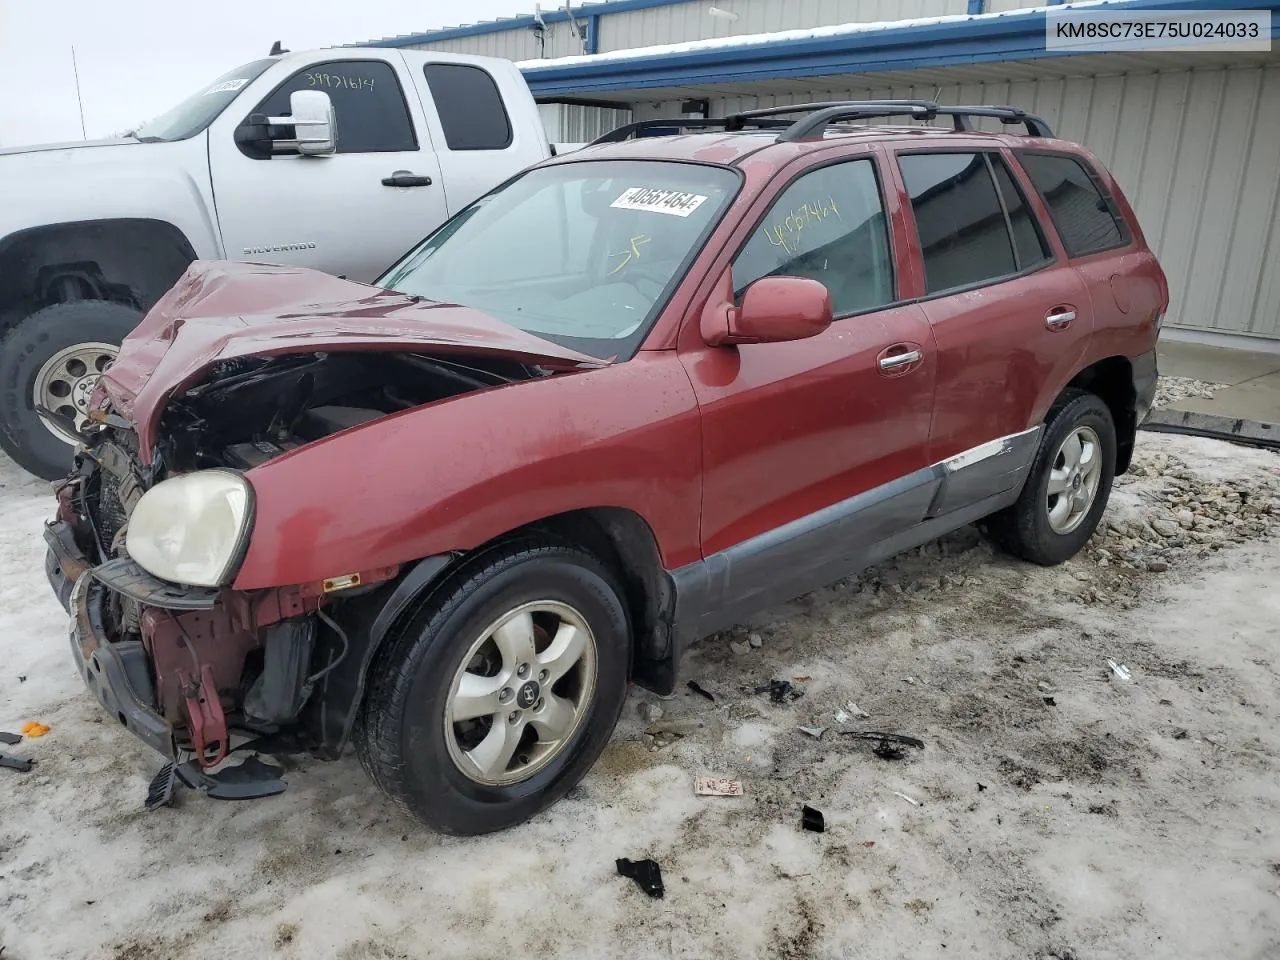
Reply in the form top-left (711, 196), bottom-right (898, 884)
top-left (892, 791), bottom-right (922, 807)
top-left (0, 753), bottom-right (34, 773)
top-left (637, 702), bottom-right (664, 724)
top-left (1106, 659), bottom-right (1133, 683)
top-left (839, 731), bottom-right (925, 751)
top-left (801, 805), bottom-right (825, 832)
top-left (686, 680), bottom-right (716, 702)
top-left (834, 709), bottom-right (851, 724)
top-left (145, 762), bottom-right (180, 811)
top-left (0, 732), bottom-right (21, 746)
top-left (792, 676), bottom-right (811, 683)
top-left (754, 680), bottom-right (804, 703)
top-left (977, 782), bottom-right (988, 792)
top-left (20, 722), bottom-right (50, 737)
top-left (729, 639), bottom-right (751, 656)
top-left (694, 777), bottom-right (743, 797)
top-left (861, 841), bottom-right (876, 848)
top-left (616, 858), bottom-right (664, 898)
top-left (1043, 696), bottom-right (1057, 706)
top-left (798, 726), bottom-right (826, 739)
top-left (748, 632), bottom-right (763, 648)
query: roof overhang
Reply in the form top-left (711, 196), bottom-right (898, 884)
top-left (520, 0), bottom-right (1280, 101)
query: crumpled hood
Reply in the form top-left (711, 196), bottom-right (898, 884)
top-left (102, 260), bottom-right (605, 458)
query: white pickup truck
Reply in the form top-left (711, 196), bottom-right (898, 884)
top-left (0, 47), bottom-right (554, 479)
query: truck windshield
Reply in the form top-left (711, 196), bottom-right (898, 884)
top-left (379, 160), bottom-right (740, 360)
top-left (132, 59), bottom-right (275, 143)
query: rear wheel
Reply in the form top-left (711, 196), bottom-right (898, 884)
top-left (354, 539), bottom-right (630, 835)
top-left (0, 301), bottom-right (141, 480)
top-left (987, 390), bottom-right (1117, 566)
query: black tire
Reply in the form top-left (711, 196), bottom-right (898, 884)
top-left (354, 538), bottom-right (631, 835)
top-left (0, 300), bottom-right (142, 481)
top-left (987, 390), bottom-right (1117, 566)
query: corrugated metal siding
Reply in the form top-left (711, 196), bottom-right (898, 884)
top-left (635, 64), bottom-right (1280, 338)
top-left (404, 22), bottom-right (585, 62)
top-left (539, 102), bottom-right (633, 142)
top-left (986, 0), bottom-right (1050, 12)
top-left (596, 0), bottom-right (966, 53)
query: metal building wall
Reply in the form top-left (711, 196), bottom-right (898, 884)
top-left (633, 65), bottom-right (1280, 339)
top-left (401, 0), bottom-right (982, 61)
top-left (403, 24), bottom-right (583, 61)
top-left (595, 0), bottom-right (966, 52)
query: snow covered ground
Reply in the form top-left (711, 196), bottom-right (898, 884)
top-left (1, 434), bottom-right (1279, 960)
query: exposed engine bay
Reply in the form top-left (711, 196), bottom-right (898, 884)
top-left (154, 350), bottom-right (544, 472)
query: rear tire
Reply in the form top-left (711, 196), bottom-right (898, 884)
top-left (987, 390), bottom-right (1116, 566)
top-left (0, 301), bottom-right (141, 481)
top-left (354, 538), bottom-right (630, 835)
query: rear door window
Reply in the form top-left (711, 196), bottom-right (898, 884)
top-left (254, 60), bottom-right (417, 154)
top-left (989, 154), bottom-right (1051, 270)
top-left (733, 158), bottom-right (895, 317)
top-left (1017, 153), bottom-right (1129, 257)
top-left (898, 152), bottom-right (1019, 295)
top-left (424, 63), bottom-right (514, 151)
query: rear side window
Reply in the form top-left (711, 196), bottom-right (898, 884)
top-left (254, 60), bottom-right (416, 154)
top-left (1017, 153), bottom-right (1128, 257)
top-left (424, 64), bottom-right (513, 151)
top-left (898, 152), bottom-right (1019, 295)
top-left (989, 155), bottom-right (1050, 269)
top-left (733, 159), bottom-right (895, 317)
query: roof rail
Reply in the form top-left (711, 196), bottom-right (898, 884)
top-left (592, 100), bottom-right (1055, 147)
top-left (590, 117), bottom-right (793, 145)
top-left (753, 100), bottom-right (1054, 141)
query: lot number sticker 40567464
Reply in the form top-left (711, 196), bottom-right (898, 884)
top-left (611, 187), bottom-right (709, 218)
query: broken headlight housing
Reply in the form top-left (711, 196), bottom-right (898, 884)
top-left (126, 470), bottom-right (255, 587)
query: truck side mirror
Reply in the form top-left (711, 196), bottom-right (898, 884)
top-left (277, 90), bottom-right (337, 157)
top-left (235, 90), bottom-right (337, 159)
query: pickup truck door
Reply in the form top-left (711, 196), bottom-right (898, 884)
top-left (206, 52), bottom-right (446, 282)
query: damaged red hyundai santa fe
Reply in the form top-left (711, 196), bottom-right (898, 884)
top-left (44, 102), bottom-right (1167, 834)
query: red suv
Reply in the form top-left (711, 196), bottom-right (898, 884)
top-left (44, 102), bottom-right (1167, 834)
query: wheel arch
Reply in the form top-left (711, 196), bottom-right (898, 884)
top-left (311, 506), bottom-right (679, 758)
top-left (1061, 355), bottom-right (1137, 474)
top-left (0, 219), bottom-right (198, 326)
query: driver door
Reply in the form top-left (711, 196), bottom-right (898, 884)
top-left (207, 53), bottom-right (446, 282)
top-left (682, 153), bottom-right (938, 619)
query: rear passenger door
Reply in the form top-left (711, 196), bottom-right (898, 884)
top-left (893, 150), bottom-right (1093, 472)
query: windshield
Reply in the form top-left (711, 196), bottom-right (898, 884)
top-left (379, 160), bottom-right (740, 359)
top-left (133, 59), bottom-right (275, 143)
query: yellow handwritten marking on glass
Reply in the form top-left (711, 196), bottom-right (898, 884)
top-left (305, 73), bottom-right (375, 92)
top-left (608, 235), bottom-right (651, 276)
top-left (765, 195), bottom-right (843, 256)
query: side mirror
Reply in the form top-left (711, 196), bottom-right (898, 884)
top-left (275, 90), bottom-right (336, 156)
top-left (701, 273), bottom-right (832, 347)
top-left (235, 90), bottom-right (337, 158)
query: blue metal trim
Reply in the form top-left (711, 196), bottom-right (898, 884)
top-left (586, 14), bottom-right (601, 55)
top-left (520, 0), bottom-right (1280, 96)
top-left (966, 0), bottom-right (985, 14)
top-left (366, 0), bottom-right (687, 47)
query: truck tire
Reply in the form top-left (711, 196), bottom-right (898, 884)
top-left (987, 390), bottom-right (1117, 566)
top-left (354, 538), bottom-right (630, 835)
top-left (0, 301), bottom-right (142, 480)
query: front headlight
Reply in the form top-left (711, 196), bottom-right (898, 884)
top-left (126, 470), bottom-right (254, 587)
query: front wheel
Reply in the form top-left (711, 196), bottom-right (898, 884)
top-left (354, 539), bottom-right (630, 835)
top-left (0, 301), bottom-right (141, 480)
top-left (987, 390), bottom-right (1117, 566)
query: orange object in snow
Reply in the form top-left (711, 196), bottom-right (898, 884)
top-left (20, 722), bottom-right (50, 737)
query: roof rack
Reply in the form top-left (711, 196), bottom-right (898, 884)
top-left (592, 100), bottom-right (1054, 147)
top-left (731, 100), bottom-right (1055, 141)
top-left (590, 116), bottom-right (795, 144)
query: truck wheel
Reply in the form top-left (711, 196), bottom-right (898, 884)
top-left (987, 390), bottom-right (1117, 566)
top-left (355, 539), bottom-right (630, 835)
top-left (0, 301), bottom-right (141, 480)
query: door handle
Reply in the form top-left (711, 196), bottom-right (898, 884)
top-left (878, 349), bottom-right (922, 371)
top-left (382, 171), bottom-right (433, 188)
top-left (1045, 306), bottom-right (1077, 330)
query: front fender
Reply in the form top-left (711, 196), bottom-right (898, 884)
top-left (0, 137), bottom-right (221, 260)
top-left (234, 352), bottom-right (703, 589)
